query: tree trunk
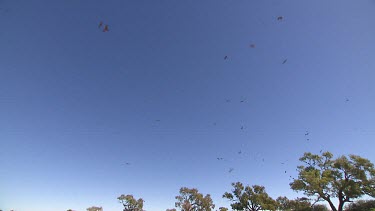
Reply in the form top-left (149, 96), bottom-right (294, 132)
top-left (338, 201), bottom-right (345, 211)
top-left (327, 199), bottom-right (337, 211)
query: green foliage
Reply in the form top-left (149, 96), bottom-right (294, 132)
top-left (312, 204), bottom-right (329, 211)
top-left (344, 199), bottom-right (375, 211)
top-left (218, 207), bottom-right (228, 211)
top-left (174, 187), bottom-right (215, 211)
top-left (276, 196), bottom-right (317, 211)
top-left (117, 194), bottom-right (144, 211)
top-left (86, 206), bottom-right (103, 211)
top-left (223, 182), bottom-right (277, 211)
top-left (290, 151), bottom-right (375, 211)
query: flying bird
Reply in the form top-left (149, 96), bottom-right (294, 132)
top-left (346, 98), bottom-right (350, 102)
top-left (98, 21), bottom-right (103, 28)
top-left (282, 59), bottom-right (288, 64)
top-left (305, 131), bottom-right (309, 136)
top-left (217, 157), bottom-right (224, 161)
top-left (250, 44), bottom-right (256, 48)
top-left (238, 150), bottom-right (242, 154)
top-left (225, 99), bottom-right (231, 103)
top-left (277, 16), bottom-right (283, 21)
top-left (285, 171), bottom-right (287, 173)
top-left (224, 56), bottom-right (228, 60)
top-left (228, 168), bottom-right (234, 173)
top-left (103, 25), bottom-right (109, 32)
top-left (241, 126), bottom-right (244, 130)
top-left (124, 162), bottom-right (131, 165)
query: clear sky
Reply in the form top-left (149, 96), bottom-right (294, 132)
top-left (1, 0), bottom-right (375, 211)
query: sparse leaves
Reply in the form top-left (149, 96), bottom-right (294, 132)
top-left (117, 194), bottom-right (144, 211)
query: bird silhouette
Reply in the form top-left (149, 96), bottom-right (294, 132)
top-left (228, 168), bottom-right (234, 173)
top-left (282, 59), bottom-right (288, 64)
top-left (103, 25), bottom-right (109, 32)
top-left (346, 98), bottom-right (350, 102)
top-left (241, 126), bottom-right (244, 130)
top-left (238, 150), bottom-right (242, 154)
top-left (305, 131), bottom-right (309, 136)
top-left (277, 16), bottom-right (283, 21)
top-left (217, 157), bottom-right (224, 161)
top-left (250, 44), bottom-right (256, 48)
top-left (225, 99), bottom-right (231, 103)
top-left (224, 56), bottom-right (228, 60)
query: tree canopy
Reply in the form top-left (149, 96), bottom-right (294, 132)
top-left (86, 206), bottom-right (102, 211)
top-left (117, 194), bottom-right (144, 211)
top-left (290, 151), bottom-right (375, 211)
top-left (223, 182), bottom-right (277, 211)
top-left (344, 199), bottom-right (375, 211)
top-left (174, 187), bottom-right (215, 211)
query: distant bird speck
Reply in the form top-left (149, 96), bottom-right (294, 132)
top-left (250, 44), bottom-right (256, 48)
top-left (305, 131), bottom-right (309, 136)
top-left (98, 21), bottom-right (103, 28)
top-left (346, 98), bottom-right (350, 102)
top-left (241, 126), bottom-right (244, 130)
top-left (103, 25), bottom-right (109, 32)
top-left (217, 158), bottom-right (224, 161)
top-left (229, 168), bottom-right (234, 173)
top-left (277, 16), bottom-right (283, 21)
top-left (224, 56), bottom-right (228, 60)
top-left (238, 150), bottom-right (242, 154)
top-left (282, 59), bottom-right (288, 64)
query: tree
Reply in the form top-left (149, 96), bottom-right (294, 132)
top-left (218, 207), bottom-right (228, 211)
top-left (117, 194), bottom-right (144, 211)
top-left (223, 182), bottom-right (277, 211)
top-left (312, 204), bottom-right (329, 211)
top-left (166, 209), bottom-right (177, 211)
top-left (86, 206), bottom-right (103, 211)
top-left (276, 196), bottom-right (314, 211)
top-left (174, 187), bottom-right (215, 211)
top-left (344, 199), bottom-right (375, 211)
top-left (290, 151), bottom-right (375, 211)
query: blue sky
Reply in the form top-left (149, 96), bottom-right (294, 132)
top-left (1, 0), bottom-right (375, 210)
